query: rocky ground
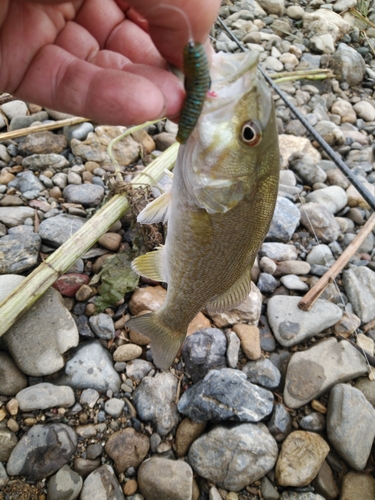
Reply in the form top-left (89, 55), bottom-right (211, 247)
top-left (1, 0), bottom-right (375, 499)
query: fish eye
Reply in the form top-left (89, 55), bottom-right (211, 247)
top-left (240, 121), bottom-right (262, 146)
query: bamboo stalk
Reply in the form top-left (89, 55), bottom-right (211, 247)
top-left (269, 69), bottom-right (332, 79)
top-left (0, 141), bottom-right (179, 337)
top-left (0, 116), bottom-right (89, 141)
top-left (298, 212), bottom-right (375, 311)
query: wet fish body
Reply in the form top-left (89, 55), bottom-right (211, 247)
top-left (127, 51), bottom-right (280, 370)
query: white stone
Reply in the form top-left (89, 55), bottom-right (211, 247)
top-left (353, 101), bottom-right (375, 122)
top-left (279, 135), bottom-right (321, 168)
top-left (357, 333), bottom-right (375, 356)
top-left (310, 33), bottom-right (335, 54)
top-left (306, 186), bottom-right (348, 214)
top-left (257, 0), bottom-right (284, 15)
top-left (264, 56), bottom-right (284, 72)
top-left (331, 99), bottom-right (357, 123)
top-left (0, 101), bottom-right (28, 120)
top-left (0, 144), bottom-right (11, 163)
top-left (303, 9), bottom-right (351, 42)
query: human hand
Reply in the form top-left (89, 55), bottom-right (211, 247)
top-left (0, 0), bottom-right (220, 126)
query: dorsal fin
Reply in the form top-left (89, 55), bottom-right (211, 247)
top-left (137, 190), bottom-right (172, 224)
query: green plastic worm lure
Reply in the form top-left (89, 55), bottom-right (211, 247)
top-left (176, 41), bottom-right (211, 144)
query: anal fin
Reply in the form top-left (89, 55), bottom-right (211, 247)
top-left (137, 190), bottom-right (171, 224)
top-left (126, 313), bottom-right (185, 371)
top-left (131, 246), bottom-right (167, 282)
top-left (206, 267), bottom-right (252, 313)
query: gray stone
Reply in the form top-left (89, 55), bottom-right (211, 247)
top-left (9, 111), bottom-right (49, 131)
top-left (8, 170), bottom-right (45, 195)
top-left (306, 186), bottom-right (348, 215)
top-left (47, 464), bottom-right (83, 500)
top-left (312, 461), bottom-right (339, 500)
top-left (63, 184), bottom-right (104, 208)
top-left (259, 243), bottom-right (298, 261)
top-left (52, 172), bottom-right (68, 189)
top-left (56, 340), bottom-right (121, 393)
top-left (0, 206), bottom-right (35, 227)
top-left (280, 494), bottom-right (325, 500)
top-left (274, 260), bottom-right (311, 276)
top-left (133, 372), bottom-right (179, 436)
top-left (343, 232), bottom-right (374, 254)
top-left (22, 153), bottom-right (70, 171)
top-left (226, 330), bottom-right (240, 368)
top-left (267, 295), bottom-right (342, 347)
top-left (0, 233), bottom-right (41, 273)
top-left (19, 131), bottom-right (67, 155)
top-left (353, 100), bottom-right (375, 122)
top-left (177, 368), bottom-right (273, 423)
top-left (80, 465), bottom-right (124, 500)
top-left (0, 462), bottom-right (8, 487)
top-left (0, 351), bottom-right (28, 396)
top-left (280, 274), bottom-right (308, 292)
top-left (343, 267), bottom-right (375, 323)
top-left (16, 383), bottom-right (75, 411)
top-left (243, 358), bottom-right (281, 388)
top-left (299, 412), bottom-right (326, 432)
top-left (125, 359), bottom-right (154, 383)
top-left (80, 388), bottom-right (100, 408)
top-left (329, 43), bottom-right (365, 86)
top-left (306, 244), bottom-right (335, 267)
top-left (300, 203), bottom-right (340, 243)
top-left (0, 427), bottom-right (18, 461)
top-left (7, 423), bottom-right (77, 482)
top-left (0, 275), bottom-right (79, 376)
top-left (138, 457), bottom-right (193, 500)
top-left (314, 121), bottom-right (345, 146)
top-left (261, 476), bottom-right (280, 500)
top-left (257, 273), bottom-right (278, 294)
top-left (181, 328), bottom-right (227, 383)
top-left (39, 214), bottom-right (85, 247)
top-left (353, 377), bottom-right (375, 407)
top-left (104, 398), bottom-right (125, 418)
top-left (64, 122), bottom-right (94, 143)
top-left (89, 313), bottom-right (115, 340)
top-left (289, 153), bottom-right (327, 185)
top-left (267, 403), bottom-right (292, 441)
top-left (284, 338), bottom-right (368, 408)
top-left (266, 196), bottom-right (300, 242)
top-left (327, 384), bottom-right (375, 470)
top-left (189, 423), bottom-right (278, 491)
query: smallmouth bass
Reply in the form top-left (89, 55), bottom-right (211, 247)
top-left (126, 50), bottom-right (280, 370)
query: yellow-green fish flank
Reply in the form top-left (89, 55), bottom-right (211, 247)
top-left (126, 51), bottom-right (280, 370)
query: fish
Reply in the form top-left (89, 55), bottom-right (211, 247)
top-left (126, 50), bottom-right (280, 371)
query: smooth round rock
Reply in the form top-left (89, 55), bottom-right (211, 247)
top-left (80, 465), bottom-right (124, 500)
top-left (47, 465), bottom-right (83, 500)
top-left (105, 428), bottom-right (149, 473)
top-left (113, 344), bottom-right (142, 362)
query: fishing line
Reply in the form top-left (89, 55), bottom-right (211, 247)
top-left (217, 16), bottom-right (375, 212)
top-left (217, 17), bottom-right (372, 371)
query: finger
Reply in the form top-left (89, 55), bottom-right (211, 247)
top-left (73, 0), bottom-right (125, 48)
top-left (106, 19), bottom-right (165, 68)
top-left (54, 21), bottom-right (100, 61)
top-left (12, 45), bottom-right (183, 125)
top-left (124, 0), bottom-right (221, 68)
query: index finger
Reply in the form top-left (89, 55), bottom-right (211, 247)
top-left (123, 0), bottom-right (221, 68)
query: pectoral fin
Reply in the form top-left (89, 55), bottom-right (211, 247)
top-left (126, 313), bottom-right (185, 371)
top-left (206, 267), bottom-right (252, 313)
top-left (137, 190), bottom-right (171, 224)
top-left (131, 246), bottom-right (167, 282)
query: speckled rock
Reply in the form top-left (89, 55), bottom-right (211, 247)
top-left (340, 471), bottom-right (375, 500)
top-left (276, 431), bottom-right (330, 487)
top-left (267, 403), bottom-right (292, 441)
top-left (38, 214), bottom-right (85, 247)
top-left (133, 372), bottom-right (179, 436)
top-left (105, 428), bottom-right (150, 473)
top-left (138, 457), bottom-right (193, 500)
top-left (182, 328), bottom-right (227, 383)
top-left (16, 383), bottom-right (75, 411)
top-left (242, 358), bottom-right (281, 388)
top-left (189, 423), bottom-right (278, 491)
top-left (80, 465), bottom-right (124, 500)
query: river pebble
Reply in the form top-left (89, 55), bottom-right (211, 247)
top-left (178, 368), bottom-right (273, 423)
top-left (105, 428), bottom-right (149, 473)
top-left (327, 383), bottom-right (375, 470)
top-left (16, 383), bottom-right (75, 411)
top-left (189, 423), bottom-right (277, 491)
top-left (80, 465), bottom-right (124, 500)
top-left (242, 357), bottom-right (281, 388)
top-left (47, 464), bottom-right (83, 500)
top-left (267, 403), bottom-right (292, 442)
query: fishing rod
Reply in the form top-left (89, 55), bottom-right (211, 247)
top-left (217, 16), bottom-right (375, 212)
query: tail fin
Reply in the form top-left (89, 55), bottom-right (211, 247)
top-left (126, 313), bottom-right (186, 371)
